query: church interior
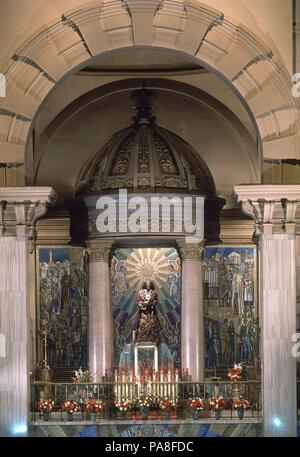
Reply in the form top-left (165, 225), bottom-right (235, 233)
top-left (0, 0), bottom-right (300, 438)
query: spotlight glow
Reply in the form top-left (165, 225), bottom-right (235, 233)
top-left (12, 423), bottom-right (27, 435)
top-left (272, 417), bottom-right (282, 428)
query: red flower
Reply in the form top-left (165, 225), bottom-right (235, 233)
top-left (233, 397), bottom-right (250, 409)
top-left (86, 399), bottom-right (103, 412)
top-left (37, 399), bottom-right (55, 411)
top-left (228, 364), bottom-right (242, 381)
top-left (188, 398), bottom-right (203, 410)
top-left (61, 400), bottom-right (78, 412)
top-left (209, 396), bottom-right (225, 411)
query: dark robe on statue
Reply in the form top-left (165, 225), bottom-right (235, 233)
top-left (135, 283), bottom-right (160, 345)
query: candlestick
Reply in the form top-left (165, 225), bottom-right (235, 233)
top-left (170, 375), bottom-right (174, 401)
top-left (119, 376), bottom-right (122, 400)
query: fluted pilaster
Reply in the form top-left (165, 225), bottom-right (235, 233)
top-left (234, 184), bottom-right (300, 437)
top-left (0, 187), bottom-right (56, 437)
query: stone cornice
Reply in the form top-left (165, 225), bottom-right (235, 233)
top-left (234, 184), bottom-right (300, 201)
top-left (0, 187), bottom-right (57, 240)
top-left (233, 185), bottom-right (300, 236)
top-left (0, 187), bottom-right (57, 204)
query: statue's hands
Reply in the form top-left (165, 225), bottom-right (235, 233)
top-left (138, 300), bottom-right (147, 310)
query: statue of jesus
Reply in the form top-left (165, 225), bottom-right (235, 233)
top-left (135, 280), bottom-right (160, 345)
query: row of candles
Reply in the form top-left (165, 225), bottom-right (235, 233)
top-left (107, 367), bottom-right (190, 382)
top-left (113, 367), bottom-right (189, 401)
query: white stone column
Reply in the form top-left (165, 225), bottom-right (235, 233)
top-left (234, 185), bottom-right (300, 437)
top-left (178, 242), bottom-right (204, 382)
top-left (0, 187), bottom-right (56, 437)
top-left (296, 2), bottom-right (300, 73)
top-left (88, 241), bottom-right (113, 381)
top-left (296, 236), bottom-right (300, 327)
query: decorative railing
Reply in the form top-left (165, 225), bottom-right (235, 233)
top-left (30, 380), bottom-right (262, 422)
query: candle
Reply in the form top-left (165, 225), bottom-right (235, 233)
top-left (175, 368), bottom-right (179, 400)
top-left (117, 376), bottom-right (121, 400)
top-left (159, 369), bottom-right (163, 397)
top-left (153, 370), bottom-right (157, 397)
top-left (171, 375), bottom-right (175, 401)
top-left (129, 378), bottom-right (132, 401)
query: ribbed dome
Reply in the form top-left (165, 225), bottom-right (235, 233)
top-left (76, 88), bottom-right (215, 196)
top-left (77, 123), bottom-right (215, 195)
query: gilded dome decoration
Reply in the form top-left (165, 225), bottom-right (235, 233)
top-left (76, 88), bottom-right (216, 196)
top-left (110, 131), bottom-right (134, 176)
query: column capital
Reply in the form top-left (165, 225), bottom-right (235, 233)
top-left (87, 240), bottom-right (113, 262)
top-left (0, 187), bottom-right (57, 240)
top-left (233, 185), bottom-right (300, 236)
top-left (177, 240), bottom-right (205, 260)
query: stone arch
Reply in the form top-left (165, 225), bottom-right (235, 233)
top-left (0, 0), bottom-right (299, 166)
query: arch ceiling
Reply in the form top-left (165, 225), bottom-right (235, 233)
top-left (0, 0), bottom-right (299, 166)
top-left (33, 81), bottom-right (258, 205)
top-left (33, 78), bottom-right (258, 183)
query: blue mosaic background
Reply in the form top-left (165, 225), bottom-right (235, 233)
top-left (111, 247), bottom-right (181, 369)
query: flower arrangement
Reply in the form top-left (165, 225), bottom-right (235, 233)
top-left (208, 396), bottom-right (225, 411)
top-left (137, 395), bottom-right (153, 410)
top-left (159, 396), bottom-right (177, 410)
top-left (188, 397), bottom-right (203, 411)
top-left (37, 399), bottom-right (55, 412)
top-left (72, 367), bottom-right (93, 383)
top-left (61, 400), bottom-right (78, 412)
top-left (86, 399), bottom-right (103, 413)
top-left (233, 396), bottom-right (250, 410)
top-left (115, 398), bottom-right (132, 411)
top-left (228, 363), bottom-right (242, 381)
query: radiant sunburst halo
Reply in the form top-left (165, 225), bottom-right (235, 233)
top-left (125, 248), bottom-right (170, 289)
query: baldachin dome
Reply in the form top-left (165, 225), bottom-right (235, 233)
top-left (76, 88), bottom-right (216, 196)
